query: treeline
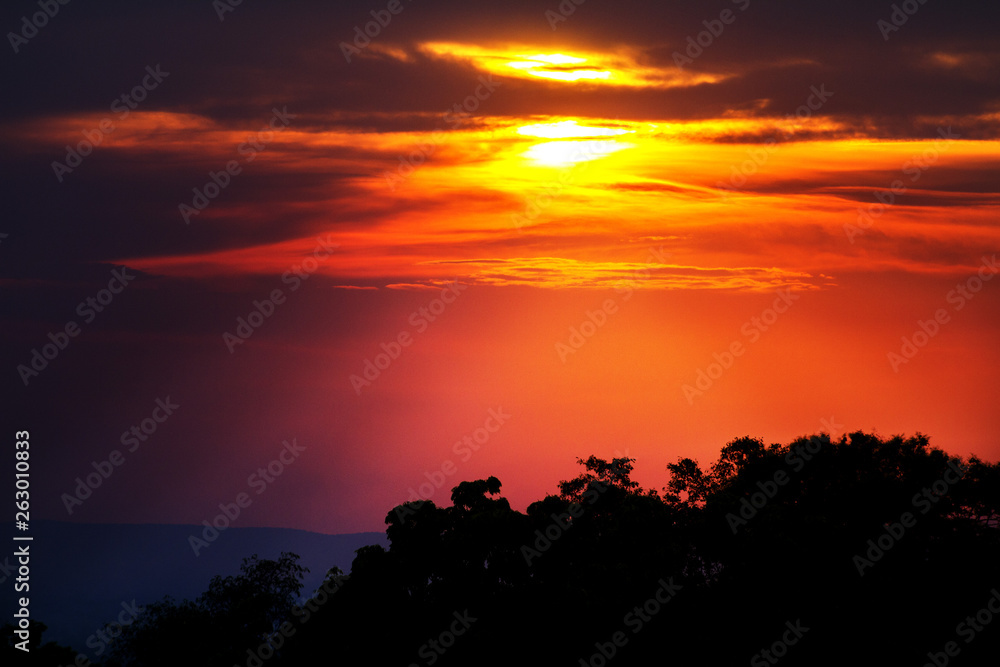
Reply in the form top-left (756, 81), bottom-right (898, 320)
top-left (7, 431), bottom-right (1000, 666)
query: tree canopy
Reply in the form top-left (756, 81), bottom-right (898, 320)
top-left (23, 431), bottom-right (1000, 666)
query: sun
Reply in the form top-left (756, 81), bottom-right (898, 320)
top-left (523, 139), bottom-right (632, 166)
top-left (515, 120), bottom-right (635, 166)
top-left (517, 120), bottom-right (631, 140)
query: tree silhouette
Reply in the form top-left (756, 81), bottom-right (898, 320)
top-left (76, 432), bottom-right (1000, 666)
top-left (1, 621), bottom-right (78, 666)
top-left (105, 552), bottom-right (306, 667)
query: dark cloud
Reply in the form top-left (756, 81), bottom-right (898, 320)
top-left (1, 0), bottom-right (998, 540)
top-left (1, 0), bottom-right (996, 127)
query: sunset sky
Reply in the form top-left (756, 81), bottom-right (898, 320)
top-left (2, 0), bottom-right (998, 534)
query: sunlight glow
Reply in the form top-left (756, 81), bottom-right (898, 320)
top-left (517, 53), bottom-right (586, 65)
top-left (521, 68), bottom-right (612, 82)
top-left (523, 139), bottom-right (632, 166)
top-left (503, 52), bottom-right (611, 82)
top-left (517, 120), bottom-right (632, 139)
top-left (417, 42), bottom-right (727, 88)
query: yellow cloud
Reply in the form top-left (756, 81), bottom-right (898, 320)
top-left (418, 42), bottom-right (725, 89)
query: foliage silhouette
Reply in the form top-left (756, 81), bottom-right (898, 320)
top-left (1, 621), bottom-right (78, 666)
top-left (104, 551), bottom-right (306, 667)
top-left (63, 432), bottom-right (1000, 666)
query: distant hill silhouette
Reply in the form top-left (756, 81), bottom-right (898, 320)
top-left (5, 522), bottom-right (384, 656)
